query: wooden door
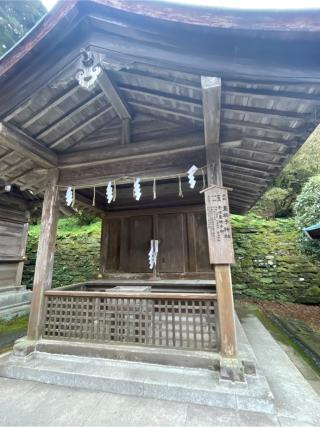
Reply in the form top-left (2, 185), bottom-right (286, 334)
top-left (158, 213), bottom-right (186, 273)
top-left (128, 215), bottom-right (153, 272)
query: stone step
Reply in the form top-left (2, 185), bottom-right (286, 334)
top-left (0, 351), bottom-right (274, 414)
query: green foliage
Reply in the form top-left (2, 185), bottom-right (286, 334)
top-left (293, 175), bottom-right (320, 257)
top-left (252, 187), bottom-right (291, 218)
top-left (75, 211), bottom-right (97, 226)
top-left (251, 126), bottom-right (320, 218)
top-left (0, 1), bottom-right (45, 56)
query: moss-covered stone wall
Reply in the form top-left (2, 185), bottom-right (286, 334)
top-left (22, 216), bottom-right (320, 303)
top-left (231, 216), bottom-right (320, 303)
top-left (22, 219), bottom-right (101, 289)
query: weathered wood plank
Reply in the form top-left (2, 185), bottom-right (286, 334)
top-left (59, 131), bottom-right (204, 168)
top-left (0, 123), bottom-right (58, 168)
top-left (27, 169), bottom-right (60, 340)
top-left (44, 290), bottom-right (217, 300)
top-left (121, 118), bottom-right (131, 144)
top-left (98, 70), bottom-right (131, 120)
top-left (201, 76), bottom-right (237, 358)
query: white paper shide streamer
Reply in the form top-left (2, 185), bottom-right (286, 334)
top-left (66, 186), bottom-right (73, 207)
top-left (187, 165), bottom-right (198, 189)
top-left (148, 240), bottom-right (159, 270)
top-left (133, 178), bottom-right (142, 201)
top-left (106, 181), bottom-right (113, 204)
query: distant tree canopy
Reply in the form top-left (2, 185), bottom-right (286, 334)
top-left (252, 125), bottom-right (320, 218)
top-left (293, 175), bottom-right (320, 257)
top-left (0, 0), bottom-right (45, 57)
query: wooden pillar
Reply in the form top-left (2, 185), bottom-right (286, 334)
top-left (15, 211), bottom-right (30, 287)
top-left (201, 76), bottom-right (237, 358)
top-left (100, 214), bottom-right (108, 276)
top-left (27, 169), bottom-right (60, 340)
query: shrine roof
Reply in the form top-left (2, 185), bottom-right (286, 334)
top-left (0, 0), bottom-right (320, 214)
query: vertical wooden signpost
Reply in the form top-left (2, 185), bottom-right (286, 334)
top-left (201, 76), bottom-right (237, 358)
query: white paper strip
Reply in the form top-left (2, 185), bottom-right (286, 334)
top-left (133, 178), bottom-right (142, 201)
top-left (66, 187), bottom-right (73, 206)
top-left (187, 165), bottom-right (198, 189)
top-left (106, 181), bottom-right (113, 204)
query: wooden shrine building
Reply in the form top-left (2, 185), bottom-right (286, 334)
top-left (0, 0), bottom-right (320, 372)
top-left (0, 186), bottom-right (32, 319)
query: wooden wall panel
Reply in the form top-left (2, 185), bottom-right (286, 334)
top-left (102, 207), bottom-right (213, 277)
top-left (105, 219), bottom-right (121, 271)
top-left (0, 264), bottom-right (17, 289)
top-left (0, 221), bottom-right (24, 257)
top-left (193, 212), bottom-right (212, 273)
top-left (0, 202), bottom-right (29, 290)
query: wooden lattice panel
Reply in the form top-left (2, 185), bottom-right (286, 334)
top-left (43, 295), bottom-right (217, 351)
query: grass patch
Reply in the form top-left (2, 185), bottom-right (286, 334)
top-left (0, 315), bottom-right (28, 337)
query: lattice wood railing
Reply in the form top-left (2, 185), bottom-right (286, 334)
top-left (43, 291), bottom-right (217, 351)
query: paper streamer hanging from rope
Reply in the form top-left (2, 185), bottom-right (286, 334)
top-left (92, 186), bottom-right (96, 206)
top-left (187, 165), bottom-right (198, 189)
top-left (66, 187), bottom-right (73, 207)
top-left (178, 176), bottom-right (183, 198)
top-left (153, 178), bottom-right (157, 200)
top-left (106, 181), bottom-right (113, 204)
top-left (133, 178), bottom-right (142, 201)
top-left (148, 240), bottom-right (159, 270)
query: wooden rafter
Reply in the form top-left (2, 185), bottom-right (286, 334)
top-left (98, 70), bottom-right (131, 120)
top-left (49, 105), bottom-right (113, 149)
top-left (21, 85), bottom-right (80, 129)
top-left (36, 92), bottom-right (105, 140)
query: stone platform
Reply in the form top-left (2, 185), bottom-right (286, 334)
top-left (0, 288), bottom-right (31, 320)
top-left (0, 316), bottom-right (275, 414)
top-left (0, 314), bottom-right (319, 426)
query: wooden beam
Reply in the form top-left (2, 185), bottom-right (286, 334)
top-left (202, 77), bottom-right (222, 186)
top-left (59, 160), bottom-right (206, 188)
top-left (119, 85), bottom-right (202, 110)
top-left (119, 84), bottom-right (310, 123)
top-left (98, 70), bottom-right (131, 120)
top-left (201, 75), bottom-right (237, 358)
top-left (27, 169), bottom-right (60, 340)
top-left (223, 85), bottom-right (320, 105)
top-left (221, 146), bottom-right (285, 164)
top-left (0, 123), bottom-right (58, 168)
top-left (6, 167), bottom-right (35, 183)
top-left (222, 103), bottom-right (310, 122)
top-left (222, 118), bottom-right (307, 137)
top-left (121, 118), bottom-right (131, 144)
top-left (58, 131), bottom-right (204, 168)
top-left (128, 100), bottom-right (203, 123)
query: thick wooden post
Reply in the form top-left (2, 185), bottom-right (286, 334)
top-left (201, 76), bottom-right (237, 358)
top-left (27, 169), bottom-right (60, 340)
top-left (100, 214), bottom-right (109, 276)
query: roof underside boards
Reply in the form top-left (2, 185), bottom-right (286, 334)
top-left (0, 1), bottom-right (320, 214)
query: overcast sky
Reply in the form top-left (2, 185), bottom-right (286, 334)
top-left (41, 0), bottom-right (320, 10)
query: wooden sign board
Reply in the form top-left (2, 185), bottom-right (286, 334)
top-left (203, 186), bottom-right (235, 265)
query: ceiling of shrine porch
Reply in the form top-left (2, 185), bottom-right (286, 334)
top-left (1, 1), bottom-right (320, 214)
